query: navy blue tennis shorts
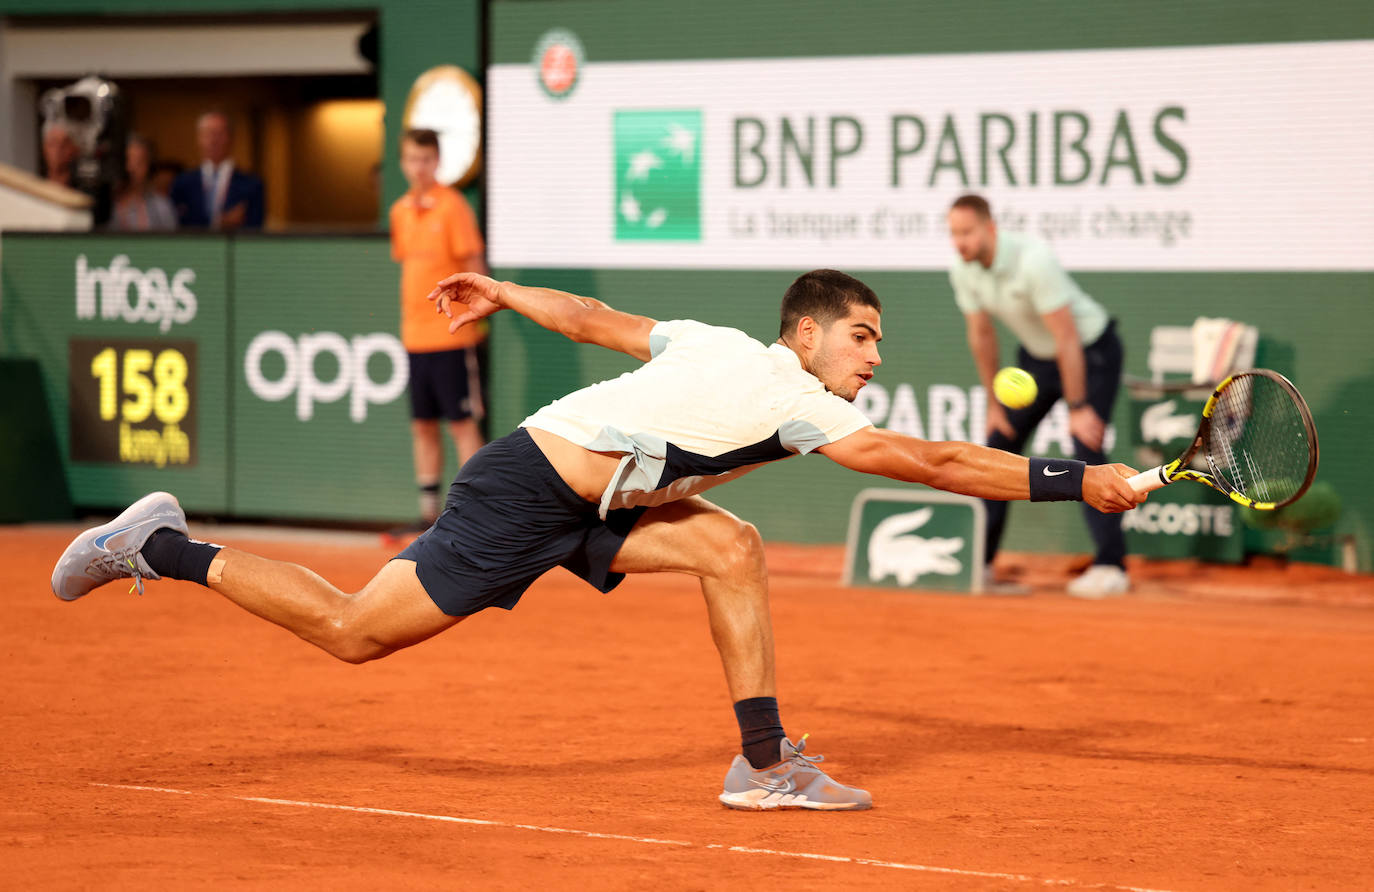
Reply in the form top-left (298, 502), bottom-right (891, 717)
top-left (395, 427), bottom-right (648, 616)
top-left (408, 347), bottom-right (484, 422)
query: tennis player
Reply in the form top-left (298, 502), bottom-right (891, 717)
top-left (53, 270), bottom-right (1144, 811)
top-left (948, 194), bottom-right (1130, 597)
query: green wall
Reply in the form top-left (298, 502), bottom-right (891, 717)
top-left (230, 236), bottom-right (415, 520)
top-left (490, 0), bottom-right (1374, 61)
top-left (486, 269), bottom-right (1373, 566)
top-left (0, 232), bottom-right (426, 523)
top-left (1, 234), bottom-right (233, 510)
top-left (4, 1), bottom-right (1370, 570)
top-left (7, 236), bottom-right (1366, 564)
top-left (484, 0), bottom-right (1374, 568)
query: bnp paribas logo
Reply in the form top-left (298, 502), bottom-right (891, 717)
top-left (614, 110), bottom-right (701, 241)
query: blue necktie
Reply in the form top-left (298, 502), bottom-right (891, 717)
top-left (203, 168), bottom-right (218, 223)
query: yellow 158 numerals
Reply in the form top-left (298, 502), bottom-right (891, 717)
top-left (89, 346), bottom-right (189, 425)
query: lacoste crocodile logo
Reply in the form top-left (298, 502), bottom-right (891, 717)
top-left (867, 507), bottom-right (964, 586)
top-left (1141, 400), bottom-right (1196, 444)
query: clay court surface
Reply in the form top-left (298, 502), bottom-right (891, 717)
top-left (4, 524), bottom-right (1373, 890)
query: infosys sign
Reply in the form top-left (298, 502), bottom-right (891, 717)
top-left (488, 40), bottom-right (1374, 271)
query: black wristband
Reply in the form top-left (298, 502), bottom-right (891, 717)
top-left (1028, 457), bottom-right (1086, 502)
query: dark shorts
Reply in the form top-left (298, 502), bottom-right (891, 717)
top-left (395, 428), bottom-right (649, 616)
top-left (408, 347), bottom-right (484, 422)
top-left (993, 318), bottom-right (1124, 457)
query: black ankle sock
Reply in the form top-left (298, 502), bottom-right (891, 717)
top-left (734, 696), bottom-right (786, 769)
top-left (140, 528), bottom-right (221, 586)
top-left (418, 481), bottom-right (442, 522)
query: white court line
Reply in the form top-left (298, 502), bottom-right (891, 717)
top-left (91, 783), bottom-right (1178, 892)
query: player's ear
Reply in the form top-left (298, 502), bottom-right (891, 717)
top-left (795, 315), bottom-right (820, 348)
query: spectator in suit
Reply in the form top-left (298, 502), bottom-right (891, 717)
top-left (110, 135), bottom-right (176, 231)
top-left (170, 111), bottom-right (264, 229)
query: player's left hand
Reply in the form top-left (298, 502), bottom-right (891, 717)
top-left (428, 272), bottom-right (505, 334)
top-left (1069, 404), bottom-right (1106, 451)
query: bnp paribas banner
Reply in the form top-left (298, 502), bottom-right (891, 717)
top-left (488, 39), bottom-right (1374, 271)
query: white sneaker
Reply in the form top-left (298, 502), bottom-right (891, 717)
top-left (1067, 564), bottom-right (1130, 599)
top-left (720, 735), bottom-right (872, 811)
top-left (51, 492), bottom-right (187, 601)
top-left (982, 577), bottom-right (1032, 596)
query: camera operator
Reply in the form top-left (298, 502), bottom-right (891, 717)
top-left (39, 75), bottom-right (125, 226)
top-left (41, 122), bottom-right (79, 189)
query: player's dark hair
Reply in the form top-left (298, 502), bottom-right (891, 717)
top-left (779, 269), bottom-right (882, 339)
top-left (403, 128), bottom-right (441, 155)
top-left (950, 193), bottom-right (992, 219)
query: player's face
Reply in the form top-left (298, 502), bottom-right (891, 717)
top-left (811, 305), bottom-right (883, 402)
top-left (400, 142), bottom-right (440, 190)
top-left (948, 207), bottom-right (994, 265)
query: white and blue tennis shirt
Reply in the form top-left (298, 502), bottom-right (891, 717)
top-left (521, 319), bottom-right (875, 518)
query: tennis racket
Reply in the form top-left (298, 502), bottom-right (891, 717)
top-left (1128, 369), bottom-right (1319, 510)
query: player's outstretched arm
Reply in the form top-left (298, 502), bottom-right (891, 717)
top-left (427, 272), bottom-right (659, 361)
top-left (816, 427), bottom-right (1143, 513)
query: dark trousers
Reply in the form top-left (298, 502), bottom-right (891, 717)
top-left (985, 320), bottom-right (1126, 568)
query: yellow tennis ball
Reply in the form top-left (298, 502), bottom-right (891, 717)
top-left (993, 367), bottom-right (1037, 409)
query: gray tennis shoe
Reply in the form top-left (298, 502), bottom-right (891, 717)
top-left (51, 491), bottom-right (188, 601)
top-left (720, 734), bottom-right (872, 811)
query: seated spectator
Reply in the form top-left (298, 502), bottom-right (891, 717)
top-left (170, 111), bottom-right (264, 229)
top-left (110, 135), bottom-right (177, 231)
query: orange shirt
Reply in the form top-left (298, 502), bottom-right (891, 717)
top-left (389, 185), bottom-right (487, 353)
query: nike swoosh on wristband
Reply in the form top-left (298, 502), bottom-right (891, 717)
top-left (1042, 467), bottom-right (1070, 477)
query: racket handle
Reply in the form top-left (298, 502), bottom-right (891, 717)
top-left (1128, 466), bottom-right (1172, 494)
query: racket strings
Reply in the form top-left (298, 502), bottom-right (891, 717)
top-left (1205, 374), bottom-right (1312, 503)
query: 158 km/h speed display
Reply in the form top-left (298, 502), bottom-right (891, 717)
top-left (68, 338), bottom-right (198, 469)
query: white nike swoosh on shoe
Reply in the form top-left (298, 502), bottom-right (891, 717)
top-left (749, 777), bottom-right (796, 794)
top-left (1042, 467), bottom-right (1070, 477)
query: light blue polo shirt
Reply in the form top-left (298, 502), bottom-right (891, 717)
top-left (949, 230), bottom-right (1108, 359)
